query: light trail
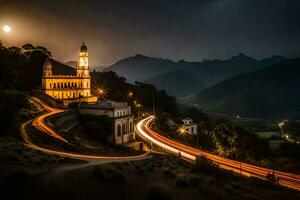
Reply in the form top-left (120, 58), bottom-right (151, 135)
top-left (20, 97), bottom-right (149, 162)
top-left (136, 115), bottom-right (300, 191)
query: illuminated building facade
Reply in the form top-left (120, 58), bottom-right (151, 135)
top-left (182, 118), bottom-right (198, 135)
top-left (78, 101), bottom-right (135, 145)
top-left (42, 43), bottom-right (97, 103)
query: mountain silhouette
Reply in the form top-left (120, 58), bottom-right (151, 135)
top-left (181, 58), bottom-right (300, 119)
top-left (105, 54), bottom-right (285, 97)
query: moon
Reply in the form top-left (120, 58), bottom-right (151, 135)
top-left (3, 25), bottom-right (12, 33)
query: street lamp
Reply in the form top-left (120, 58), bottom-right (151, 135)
top-left (97, 87), bottom-right (106, 100)
top-left (178, 127), bottom-right (186, 136)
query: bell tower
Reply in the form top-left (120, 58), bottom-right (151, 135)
top-left (77, 42), bottom-right (90, 77)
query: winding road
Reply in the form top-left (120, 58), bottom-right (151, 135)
top-left (20, 97), bottom-right (300, 191)
top-left (136, 115), bottom-right (300, 191)
top-left (21, 97), bottom-right (150, 164)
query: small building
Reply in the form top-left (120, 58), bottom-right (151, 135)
top-left (182, 118), bottom-right (198, 135)
top-left (78, 101), bottom-right (135, 145)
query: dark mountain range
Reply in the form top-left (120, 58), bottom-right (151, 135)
top-left (181, 59), bottom-right (300, 119)
top-left (65, 61), bottom-right (77, 68)
top-left (104, 54), bottom-right (180, 82)
top-left (144, 70), bottom-right (198, 97)
top-left (105, 54), bottom-right (285, 97)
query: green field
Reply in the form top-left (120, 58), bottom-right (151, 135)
top-left (255, 131), bottom-right (281, 139)
top-left (269, 140), bottom-right (287, 150)
top-left (254, 131), bottom-right (288, 150)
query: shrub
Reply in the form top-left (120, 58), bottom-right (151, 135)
top-left (192, 156), bottom-right (219, 175)
top-left (175, 177), bottom-right (189, 187)
top-left (92, 166), bottom-right (105, 179)
top-left (147, 184), bottom-right (172, 200)
top-left (189, 176), bottom-right (202, 186)
top-left (163, 168), bottom-right (176, 178)
top-left (78, 114), bottom-right (113, 142)
top-left (93, 166), bottom-right (126, 185)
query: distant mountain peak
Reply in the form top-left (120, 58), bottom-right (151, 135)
top-left (133, 54), bottom-right (148, 59)
top-left (230, 53), bottom-right (257, 62)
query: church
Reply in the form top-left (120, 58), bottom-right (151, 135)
top-left (41, 43), bottom-right (97, 104)
top-left (40, 43), bottom-right (136, 146)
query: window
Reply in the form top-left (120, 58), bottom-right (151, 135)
top-left (117, 124), bottom-right (121, 136)
top-left (122, 124), bottom-right (126, 134)
top-left (53, 83), bottom-right (56, 88)
top-left (130, 122), bottom-right (133, 132)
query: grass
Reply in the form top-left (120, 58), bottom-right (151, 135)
top-left (255, 131), bottom-right (281, 139)
top-left (269, 139), bottom-right (287, 150)
top-left (147, 184), bottom-right (173, 200)
top-left (1, 154), bottom-right (300, 200)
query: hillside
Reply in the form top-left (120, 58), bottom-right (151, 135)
top-left (144, 70), bottom-right (199, 97)
top-left (105, 54), bottom-right (285, 97)
top-left (104, 54), bottom-right (180, 82)
top-left (181, 59), bottom-right (300, 119)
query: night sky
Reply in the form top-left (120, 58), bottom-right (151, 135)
top-left (0, 0), bottom-right (300, 66)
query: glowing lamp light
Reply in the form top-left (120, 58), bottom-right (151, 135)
top-left (178, 127), bottom-right (186, 135)
top-left (3, 25), bottom-right (11, 33)
top-left (99, 88), bottom-right (104, 94)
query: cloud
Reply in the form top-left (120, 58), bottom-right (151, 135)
top-left (0, 0), bottom-right (299, 65)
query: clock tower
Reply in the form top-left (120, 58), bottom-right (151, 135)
top-left (77, 42), bottom-right (90, 77)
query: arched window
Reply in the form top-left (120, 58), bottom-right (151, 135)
top-left (68, 82), bottom-right (70, 88)
top-left (53, 83), bottom-right (56, 89)
top-left (73, 92), bottom-right (75, 98)
top-left (122, 123), bottom-right (126, 134)
top-left (61, 83), bottom-right (63, 89)
top-left (117, 124), bottom-right (121, 136)
top-left (130, 122), bottom-right (133, 132)
top-left (64, 83), bottom-right (67, 88)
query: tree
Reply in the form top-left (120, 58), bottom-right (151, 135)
top-left (8, 46), bottom-right (21, 54)
top-left (22, 43), bottom-right (52, 58)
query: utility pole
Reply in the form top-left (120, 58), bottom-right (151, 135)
top-left (196, 132), bottom-right (199, 148)
top-left (240, 142), bottom-right (243, 175)
top-left (152, 91), bottom-right (155, 116)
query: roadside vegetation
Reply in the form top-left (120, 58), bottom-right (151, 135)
top-left (2, 154), bottom-right (298, 200)
top-left (90, 70), bottom-right (177, 118)
top-left (155, 106), bottom-right (300, 173)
